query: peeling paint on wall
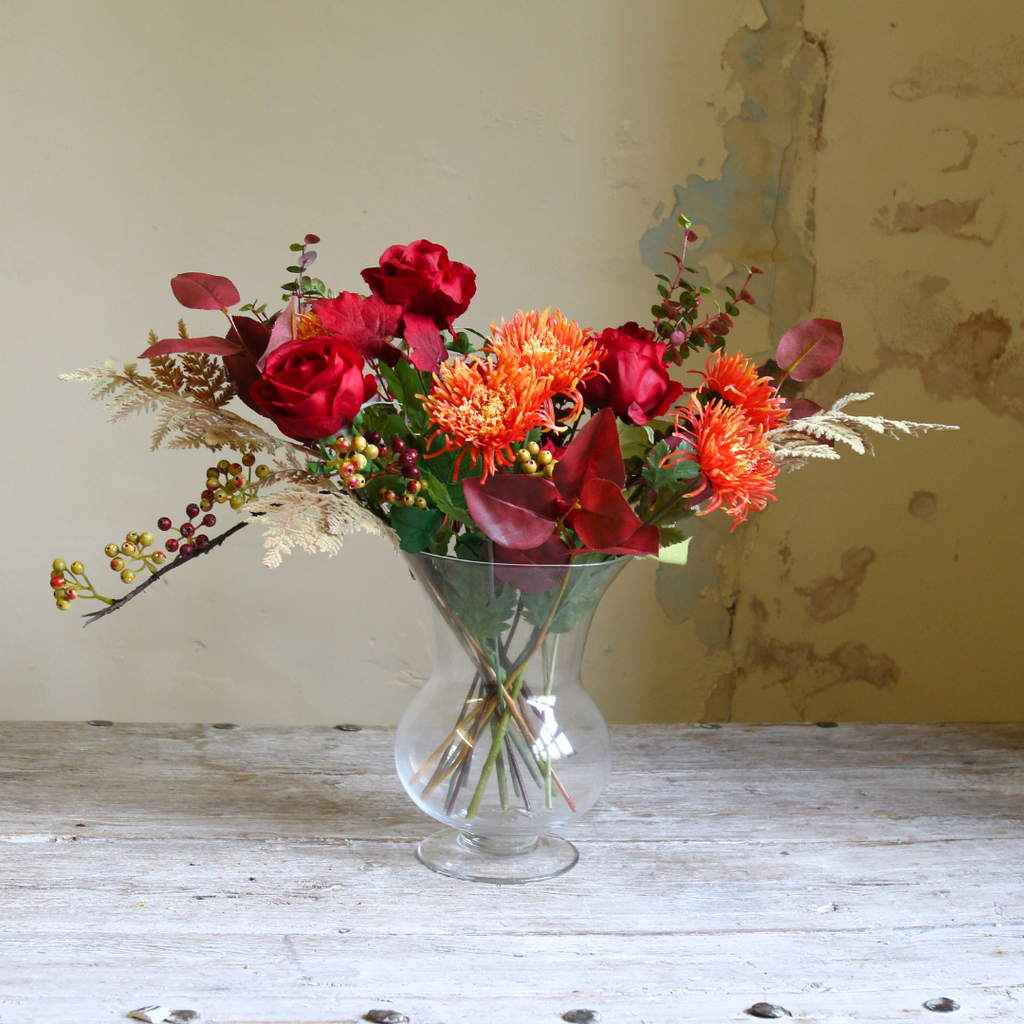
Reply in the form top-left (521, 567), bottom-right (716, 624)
top-left (640, 0), bottom-right (828, 339)
top-left (873, 198), bottom-right (1002, 246)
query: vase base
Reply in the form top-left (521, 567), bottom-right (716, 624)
top-left (416, 828), bottom-right (579, 884)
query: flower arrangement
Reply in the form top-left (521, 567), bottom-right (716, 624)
top-left (50, 222), bottom-right (953, 618)
top-left (48, 223), bottom-right (956, 864)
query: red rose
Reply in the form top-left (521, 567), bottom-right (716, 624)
top-left (361, 239), bottom-right (476, 328)
top-left (249, 335), bottom-right (377, 442)
top-left (581, 322), bottom-right (684, 425)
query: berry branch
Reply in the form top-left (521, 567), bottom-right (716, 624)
top-left (80, 521), bottom-right (250, 626)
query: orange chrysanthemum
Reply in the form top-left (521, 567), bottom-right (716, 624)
top-left (294, 310), bottom-right (326, 339)
top-left (670, 397), bottom-right (779, 526)
top-left (692, 352), bottom-right (789, 432)
top-left (487, 309), bottom-right (603, 424)
top-left (421, 356), bottom-right (549, 479)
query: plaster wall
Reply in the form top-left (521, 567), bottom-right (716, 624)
top-left (0, 0), bottom-right (1019, 724)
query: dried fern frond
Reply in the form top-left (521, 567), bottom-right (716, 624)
top-left (246, 480), bottom-right (396, 568)
top-left (766, 392), bottom-right (958, 470)
top-left (61, 361), bottom-right (282, 454)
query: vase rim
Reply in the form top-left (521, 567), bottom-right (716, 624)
top-left (403, 551), bottom-right (634, 570)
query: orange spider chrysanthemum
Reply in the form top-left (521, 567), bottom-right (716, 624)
top-left (421, 356), bottom-right (549, 479)
top-left (486, 309), bottom-right (603, 424)
top-left (692, 352), bottom-right (789, 432)
top-left (670, 397), bottom-right (779, 527)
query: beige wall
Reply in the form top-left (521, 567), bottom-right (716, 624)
top-left (2, 0), bottom-right (1020, 725)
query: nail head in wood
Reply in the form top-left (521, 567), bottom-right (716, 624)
top-left (746, 1003), bottom-right (791, 1018)
top-left (166, 1013), bottom-right (200, 1023)
top-left (815, 721), bottom-right (839, 728)
top-left (335, 724), bottom-right (363, 731)
top-left (364, 1010), bottom-right (409, 1023)
top-left (924, 997), bottom-right (961, 1012)
top-left (211, 723), bottom-right (238, 730)
top-left (563, 1011), bottom-right (601, 1023)
top-left (87, 720), bottom-right (113, 727)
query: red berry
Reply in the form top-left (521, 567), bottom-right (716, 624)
top-left (377, 443), bottom-right (389, 458)
top-left (186, 503), bottom-right (200, 519)
top-left (402, 465), bottom-right (420, 480)
top-left (50, 575), bottom-right (65, 589)
top-left (202, 514), bottom-right (216, 528)
top-left (157, 517), bottom-right (172, 532)
top-left (399, 451), bottom-right (416, 467)
top-left (195, 534), bottom-right (210, 549)
top-left (180, 542), bottom-right (195, 557)
top-left (65, 588), bottom-right (77, 600)
top-left (165, 538), bottom-right (179, 553)
top-left (392, 437), bottom-right (406, 452)
top-left (201, 489), bottom-right (215, 501)
top-left (180, 523), bottom-right (195, 538)
top-left (365, 430), bottom-right (382, 445)
top-left (242, 453), bottom-right (256, 467)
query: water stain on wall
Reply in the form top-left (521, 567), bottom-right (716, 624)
top-left (892, 39), bottom-right (1024, 101)
top-left (640, 0), bottom-right (827, 339)
top-left (794, 546), bottom-right (876, 623)
top-left (908, 490), bottom-right (938, 520)
top-left (873, 197), bottom-right (1002, 246)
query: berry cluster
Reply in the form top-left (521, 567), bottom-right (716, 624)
top-left (324, 432), bottom-right (429, 509)
top-left (201, 454), bottom-right (269, 512)
top-left (156, 502), bottom-right (219, 558)
top-left (514, 441), bottom-right (556, 478)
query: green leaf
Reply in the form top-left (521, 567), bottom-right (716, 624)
top-left (361, 473), bottom-right (404, 503)
top-left (618, 422), bottom-right (655, 462)
top-left (522, 554), bottom-right (614, 635)
top-left (379, 360), bottom-right (430, 434)
top-left (436, 560), bottom-right (518, 639)
top-left (424, 472), bottom-right (474, 525)
top-left (642, 439), bottom-right (701, 492)
top-left (677, 213), bottom-right (692, 228)
top-left (657, 536), bottom-right (691, 565)
top-left (699, 285), bottom-right (713, 294)
top-left (286, 265), bottom-right (303, 274)
top-left (657, 526), bottom-right (688, 548)
top-left (289, 243), bottom-right (303, 252)
top-left (391, 504), bottom-right (444, 553)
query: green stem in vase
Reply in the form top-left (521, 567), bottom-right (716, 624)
top-left (464, 561), bottom-right (575, 820)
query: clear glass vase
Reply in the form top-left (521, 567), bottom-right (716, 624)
top-left (395, 551), bottom-right (628, 884)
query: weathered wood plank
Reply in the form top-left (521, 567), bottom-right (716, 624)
top-left (0, 722), bottom-right (1021, 1023)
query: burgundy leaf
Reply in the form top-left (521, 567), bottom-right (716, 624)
top-left (599, 523), bottom-right (661, 557)
top-left (781, 397), bottom-right (824, 420)
top-left (776, 318), bottom-right (844, 381)
top-left (463, 475), bottom-right (562, 550)
top-left (685, 229), bottom-right (699, 242)
top-left (402, 312), bottom-right (447, 373)
top-left (312, 293), bottom-right (403, 364)
top-left (304, 233), bottom-right (320, 245)
top-left (552, 408), bottom-right (626, 505)
top-left (170, 272), bottom-right (240, 310)
top-left (493, 536), bottom-right (572, 593)
top-left (257, 298), bottom-right (296, 372)
top-left (573, 478), bottom-right (642, 551)
top-left (139, 335), bottom-right (242, 358)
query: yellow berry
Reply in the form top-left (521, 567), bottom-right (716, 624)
top-left (517, 449), bottom-right (531, 464)
top-left (401, 493), bottom-right (415, 506)
top-left (229, 462), bottom-right (243, 475)
top-left (349, 473), bottom-right (366, 489)
top-left (417, 478), bottom-right (428, 493)
top-left (110, 558), bottom-right (125, 572)
top-left (217, 459), bottom-right (230, 472)
top-left (206, 477), bottom-right (220, 490)
top-left (138, 533), bottom-right (154, 548)
top-left (414, 496), bottom-right (427, 509)
top-left (537, 450), bottom-right (553, 466)
top-left (120, 568), bottom-right (136, 584)
top-left (54, 587), bottom-right (67, 599)
top-left (126, 532), bottom-right (139, 543)
top-left (523, 459), bottom-right (538, 474)
top-left (121, 542), bottom-right (137, 556)
top-left (255, 465), bottom-right (270, 480)
top-left (56, 598), bottom-right (71, 611)
top-left (526, 441), bottom-right (540, 457)
top-left (229, 493), bottom-right (245, 510)
top-left (352, 436), bottom-right (367, 453)
top-left (215, 489), bottom-right (229, 503)
top-left (364, 444), bottom-right (379, 461)
top-left (104, 544), bottom-right (118, 558)
top-left (352, 453), bottom-right (367, 470)
top-left (70, 562), bottom-right (84, 575)
top-left (52, 558), bottom-right (67, 572)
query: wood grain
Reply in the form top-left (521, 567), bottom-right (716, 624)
top-left (1, 722), bottom-right (1022, 1023)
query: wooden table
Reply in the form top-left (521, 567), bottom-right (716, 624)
top-left (1, 722), bottom-right (1022, 1023)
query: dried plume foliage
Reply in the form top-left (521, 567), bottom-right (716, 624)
top-left (767, 392), bottom-right (958, 470)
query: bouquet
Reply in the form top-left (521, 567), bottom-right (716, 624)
top-left (48, 226), bottom-right (954, 857)
top-left (51, 222), bottom-right (952, 618)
